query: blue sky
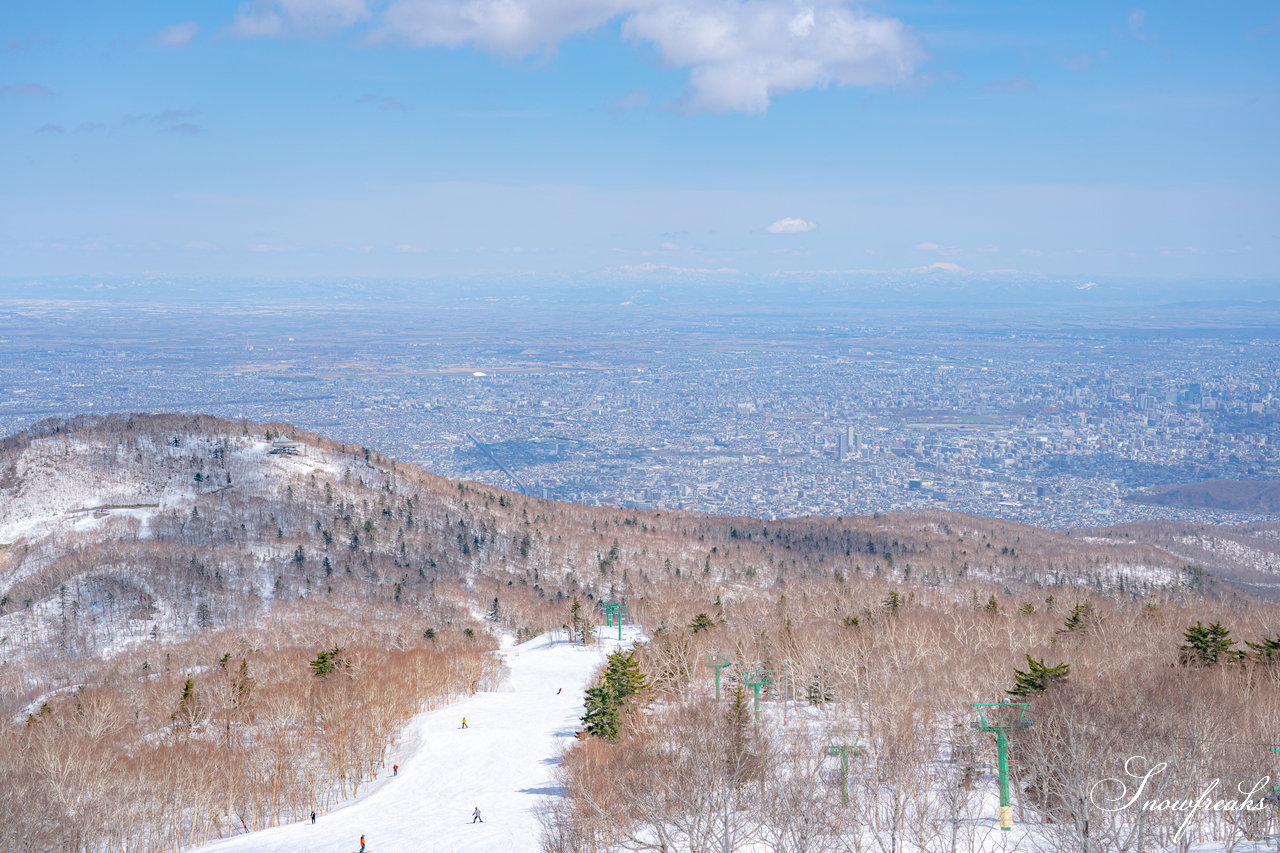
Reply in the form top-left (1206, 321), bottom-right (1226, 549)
top-left (2, 1), bottom-right (1277, 286)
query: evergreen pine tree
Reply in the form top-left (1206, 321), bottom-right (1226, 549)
top-left (689, 612), bottom-right (716, 633)
top-left (603, 649), bottom-right (648, 699)
top-left (569, 597), bottom-right (591, 644)
top-left (1008, 655), bottom-right (1069, 697)
top-left (726, 682), bottom-right (751, 731)
top-left (233, 658), bottom-right (253, 707)
top-left (1057, 602), bottom-right (1094, 634)
top-left (172, 677), bottom-right (202, 733)
top-left (580, 650), bottom-right (648, 741)
top-left (1247, 634), bottom-right (1280, 665)
top-left (1179, 622), bottom-right (1244, 666)
top-left (723, 684), bottom-right (762, 787)
top-left (581, 683), bottom-right (620, 740)
top-left (309, 646), bottom-right (348, 677)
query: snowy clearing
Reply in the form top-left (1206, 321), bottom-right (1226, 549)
top-left (188, 630), bottom-right (633, 853)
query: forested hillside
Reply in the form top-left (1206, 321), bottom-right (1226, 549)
top-left (0, 414), bottom-right (1275, 852)
top-left (0, 412), bottom-right (1213, 670)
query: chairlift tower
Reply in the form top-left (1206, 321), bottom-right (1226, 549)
top-left (825, 728), bottom-right (862, 806)
top-left (743, 670), bottom-right (773, 726)
top-left (600, 600), bottom-right (627, 641)
top-left (971, 702), bottom-right (1032, 831)
top-left (703, 654), bottom-right (731, 700)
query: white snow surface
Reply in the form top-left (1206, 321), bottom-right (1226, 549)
top-left (0, 433), bottom-right (346, 543)
top-left (189, 631), bottom-right (631, 853)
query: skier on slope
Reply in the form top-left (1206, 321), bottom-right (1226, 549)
top-left (461, 716), bottom-right (468, 728)
top-left (310, 810), bottom-right (315, 824)
top-left (359, 834), bottom-right (366, 853)
top-left (472, 806), bottom-right (483, 823)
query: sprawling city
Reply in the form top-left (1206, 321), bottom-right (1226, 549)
top-left (2, 287), bottom-right (1276, 528)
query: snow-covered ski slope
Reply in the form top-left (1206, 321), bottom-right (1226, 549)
top-left (183, 624), bottom-right (1267, 853)
top-left (191, 630), bottom-right (633, 853)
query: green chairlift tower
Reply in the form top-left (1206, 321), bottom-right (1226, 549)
top-left (971, 702), bottom-right (1032, 831)
top-left (742, 670), bottom-right (773, 726)
top-left (601, 599), bottom-right (627, 641)
top-left (825, 728), bottom-right (862, 806)
top-left (703, 654), bottom-right (731, 700)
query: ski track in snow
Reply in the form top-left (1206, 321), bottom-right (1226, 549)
top-left (189, 631), bottom-right (631, 853)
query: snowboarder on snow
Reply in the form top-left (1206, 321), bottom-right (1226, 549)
top-left (359, 834), bottom-right (366, 852)
top-left (556, 687), bottom-right (562, 695)
top-left (461, 717), bottom-right (468, 729)
top-left (310, 810), bottom-right (315, 824)
top-left (472, 807), bottom-right (483, 823)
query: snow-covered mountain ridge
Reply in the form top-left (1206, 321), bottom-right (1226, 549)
top-left (0, 411), bottom-right (1238, 669)
top-left (0, 424), bottom-right (343, 543)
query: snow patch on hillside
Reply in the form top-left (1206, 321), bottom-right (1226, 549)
top-left (0, 434), bottom-right (350, 543)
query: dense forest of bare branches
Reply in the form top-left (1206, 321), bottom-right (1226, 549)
top-left (0, 600), bottom-right (499, 852)
top-left (550, 583), bottom-right (1280, 852)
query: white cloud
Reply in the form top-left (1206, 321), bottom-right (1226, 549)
top-left (914, 240), bottom-right (939, 250)
top-left (765, 217), bottom-right (816, 234)
top-left (788, 8), bottom-right (814, 37)
top-left (396, 243), bottom-right (427, 253)
top-left (232, 0), bottom-right (371, 37)
top-left (233, 0), bottom-right (921, 113)
top-left (624, 2), bottom-right (921, 113)
top-left (911, 261), bottom-right (966, 273)
top-left (373, 0), bottom-right (629, 53)
top-left (1077, 281), bottom-right (1098, 290)
top-left (158, 22), bottom-right (200, 47)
